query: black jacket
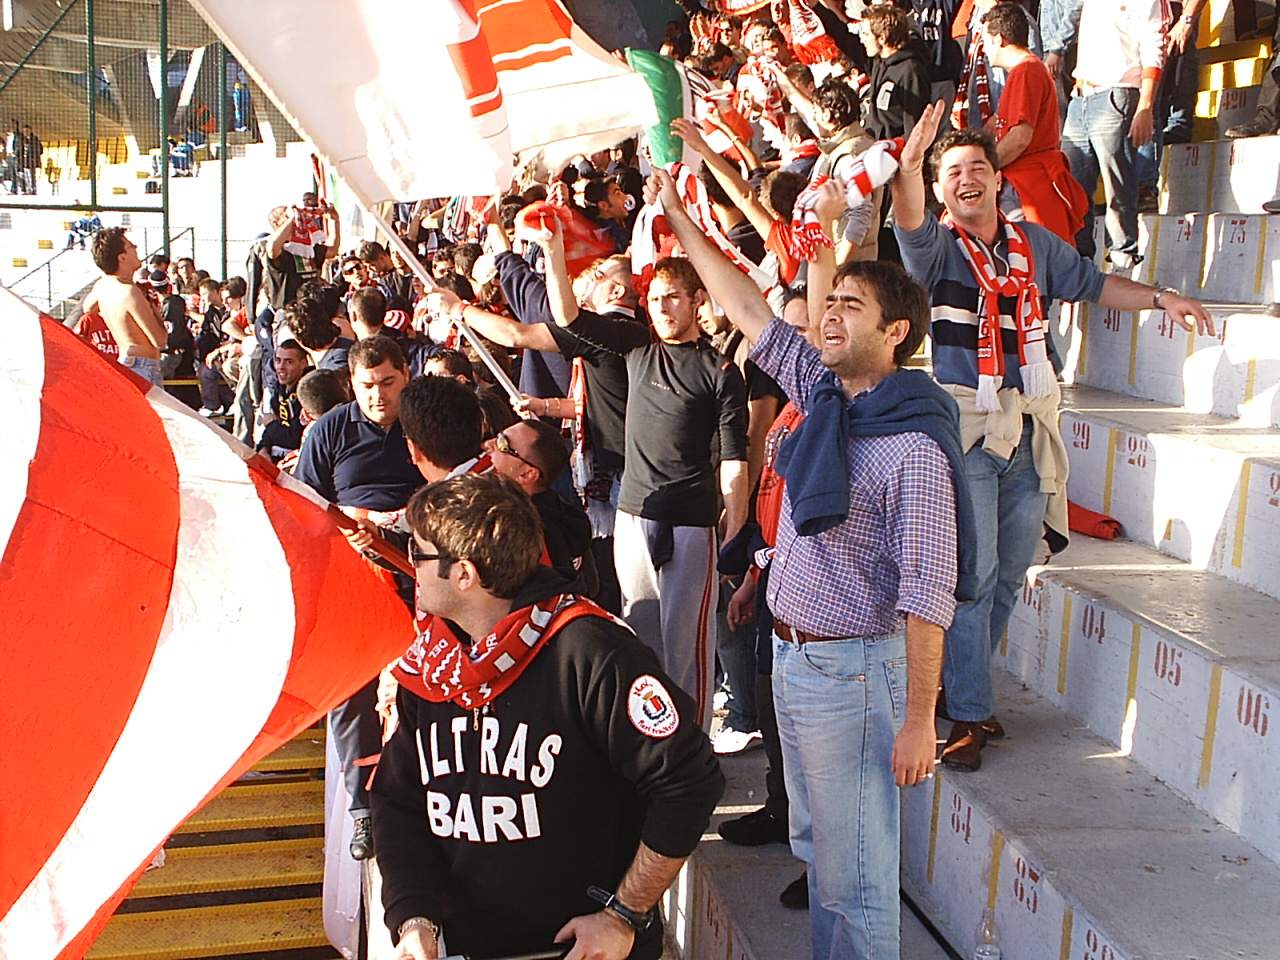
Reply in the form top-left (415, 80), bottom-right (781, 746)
top-left (865, 43), bottom-right (932, 140)
top-left (371, 568), bottom-right (724, 959)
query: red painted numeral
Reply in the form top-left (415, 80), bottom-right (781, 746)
top-left (1158, 312), bottom-right (1179, 339)
top-left (1268, 471), bottom-right (1280, 508)
top-left (1227, 218), bottom-right (1249, 245)
top-left (1012, 856), bottom-right (1040, 914)
top-left (1183, 144), bottom-right (1200, 166)
top-left (1153, 641), bottom-right (1183, 688)
top-left (1103, 308), bottom-right (1123, 332)
top-left (1176, 217), bottom-right (1193, 242)
top-left (1237, 685), bottom-right (1270, 737)
top-left (1082, 604), bottom-right (1107, 644)
top-left (1072, 420), bottom-right (1091, 451)
top-left (950, 792), bottom-right (972, 845)
top-left (1126, 435), bottom-right (1148, 469)
top-left (1022, 579), bottom-right (1042, 613)
top-left (1084, 928), bottom-right (1117, 960)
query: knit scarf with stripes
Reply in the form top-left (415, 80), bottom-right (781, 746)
top-left (789, 138), bottom-right (903, 261)
top-left (945, 215), bottom-right (1055, 411)
top-left (951, 34), bottom-right (992, 130)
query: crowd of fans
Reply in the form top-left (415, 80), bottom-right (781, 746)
top-left (68, 0), bottom-right (1236, 956)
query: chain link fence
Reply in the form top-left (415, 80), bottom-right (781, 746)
top-left (0, 0), bottom-right (307, 314)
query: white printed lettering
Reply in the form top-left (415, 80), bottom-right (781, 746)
top-left (529, 734), bottom-right (562, 788)
top-left (450, 715), bottom-right (469, 774)
top-left (429, 722), bottom-right (451, 777)
top-left (426, 790), bottom-right (452, 836)
top-left (482, 795), bottom-right (521, 842)
top-left (501, 722), bottom-right (529, 781)
top-left (452, 792), bottom-right (480, 841)
top-left (521, 792), bottom-right (541, 839)
top-left (479, 715), bottom-right (501, 775)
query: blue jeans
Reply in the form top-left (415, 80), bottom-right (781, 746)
top-left (943, 422), bottom-right (1048, 722)
top-left (119, 353), bottom-right (164, 386)
top-left (1063, 87), bottom-right (1140, 260)
top-left (717, 581), bottom-right (758, 732)
top-left (773, 630), bottom-right (907, 960)
top-left (1137, 28), bottom-right (1199, 187)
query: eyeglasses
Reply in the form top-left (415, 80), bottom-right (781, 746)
top-left (492, 431), bottom-right (542, 479)
top-left (408, 539), bottom-right (452, 568)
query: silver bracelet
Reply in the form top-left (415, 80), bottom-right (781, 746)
top-left (1152, 285), bottom-right (1180, 310)
top-left (397, 916), bottom-right (438, 940)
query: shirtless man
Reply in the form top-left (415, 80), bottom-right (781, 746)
top-left (85, 227), bottom-right (167, 385)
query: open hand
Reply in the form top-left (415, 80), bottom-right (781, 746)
top-left (899, 99), bottom-right (947, 174)
top-left (670, 116), bottom-right (711, 156)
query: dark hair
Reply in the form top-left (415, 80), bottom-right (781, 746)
top-left (436, 272), bottom-right (475, 301)
top-left (398, 374), bottom-right (483, 469)
top-left (431, 246), bottom-right (455, 270)
top-left (296, 368), bottom-right (349, 419)
top-left (651, 256), bottom-right (705, 296)
top-left (405, 474), bottom-right (542, 598)
top-left (283, 299), bottom-right (340, 350)
top-left (698, 162), bottom-right (732, 208)
top-left (831, 260), bottom-right (929, 366)
top-left (475, 384), bottom-right (519, 441)
top-left (198, 277), bottom-right (221, 296)
top-left (148, 252), bottom-right (170, 268)
top-left (357, 240), bottom-right (388, 264)
top-left (452, 242), bottom-right (484, 279)
top-left (424, 347), bottom-right (474, 380)
top-left (348, 334), bottom-right (407, 373)
top-left (761, 170), bottom-right (807, 220)
top-left (929, 127), bottom-right (1000, 176)
top-left (91, 227), bottom-right (128, 275)
top-left (784, 62), bottom-right (814, 89)
top-left (348, 286), bottom-right (387, 332)
top-left (785, 111), bottom-right (816, 141)
top-left (521, 184), bottom-right (547, 204)
top-left (522, 419), bottom-right (570, 488)
top-left (222, 276), bottom-right (247, 299)
top-left (864, 3), bottom-right (912, 47)
top-left (982, 2), bottom-right (1030, 48)
top-left (582, 177), bottom-right (614, 212)
top-left (176, 257), bottom-right (195, 270)
top-left (814, 78), bottom-right (859, 131)
top-left (499, 199), bottom-right (527, 231)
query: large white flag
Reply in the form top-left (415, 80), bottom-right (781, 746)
top-left (188, 0), bottom-right (658, 201)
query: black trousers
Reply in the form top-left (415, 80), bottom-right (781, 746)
top-left (329, 677), bottom-right (381, 817)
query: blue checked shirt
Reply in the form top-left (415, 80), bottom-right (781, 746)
top-left (750, 319), bottom-right (959, 636)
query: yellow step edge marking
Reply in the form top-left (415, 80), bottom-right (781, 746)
top-left (1203, 146), bottom-right (1218, 214)
top-left (130, 837), bottom-right (324, 898)
top-left (986, 831), bottom-right (1005, 910)
top-left (1057, 594), bottom-right (1073, 696)
top-left (1127, 311), bottom-right (1140, 386)
top-left (1158, 150), bottom-right (1170, 211)
top-left (926, 773), bottom-right (942, 885)
top-left (1231, 461), bottom-right (1252, 568)
top-left (999, 626), bottom-right (1009, 658)
top-left (1197, 215), bottom-right (1212, 290)
top-left (1126, 624), bottom-right (1142, 707)
top-left (1255, 222), bottom-right (1269, 296)
top-left (1059, 905), bottom-right (1075, 960)
top-left (1244, 358), bottom-right (1258, 404)
top-left (1102, 428), bottom-right (1119, 517)
top-left (1162, 517), bottom-right (1174, 542)
top-left (1076, 303), bottom-right (1089, 378)
top-left (1146, 217), bottom-right (1162, 285)
top-left (1198, 664), bottom-right (1223, 789)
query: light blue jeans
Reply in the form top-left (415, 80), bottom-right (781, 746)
top-left (773, 630), bottom-right (907, 960)
top-left (119, 353), bottom-right (164, 387)
top-left (1062, 87), bottom-right (1140, 260)
top-left (942, 421), bottom-right (1048, 722)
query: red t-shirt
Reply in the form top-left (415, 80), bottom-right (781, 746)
top-left (994, 58), bottom-right (1061, 157)
top-left (73, 311), bottom-right (120, 360)
top-left (756, 401), bottom-right (805, 548)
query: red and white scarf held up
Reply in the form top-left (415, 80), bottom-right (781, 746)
top-left (945, 215), bottom-right (1055, 412)
top-left (789, 138), bottom-right (904, 261)
top-left (951, 33), bottom-right (992, 130)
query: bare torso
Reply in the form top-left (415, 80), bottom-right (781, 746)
top-left (84, 275), bottom-right (165, 360)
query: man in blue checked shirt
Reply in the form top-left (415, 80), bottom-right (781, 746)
top-left (649, 168), bottom-right (965, 960)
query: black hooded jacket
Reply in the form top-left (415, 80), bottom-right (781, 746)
top-left (865, 41), bottom-right (932, 140)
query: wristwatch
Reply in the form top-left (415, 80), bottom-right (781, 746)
top-left (1152, 286), bottom-right (1180, 310)
top-left (587, 885), bottom-right (657, 934)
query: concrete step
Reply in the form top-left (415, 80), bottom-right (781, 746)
top-left (1103, 212), bottom-right (1280, 306)
top-left (1160, 137), bottom-right (1280, 214)
top-left (1001, 535), bottom-right (1280, 865)
top-left (1195, 84), bottom-right (1261, 140)
top-left (1069, 301), bottom-right (1280, 426)
top-left (1060, 384), bottom-right (1280, 600)
top-left (903, 670), bottom-right (1280, 960)
top-left (129, 837), bottom-right (323, 899)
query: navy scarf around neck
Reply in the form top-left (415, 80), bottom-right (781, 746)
top-left (774, 368), bottom-right (978, 601)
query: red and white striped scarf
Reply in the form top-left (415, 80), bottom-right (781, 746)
top-left (772, 0), bottom-right (841, 64)
top-left (945, 215), bottom-right (1055, 411)
top-left (735, 53), bottom-right (786, 147)
top-left (789, 138), bottom-right (904, 260)
top-left (951, 34), bottom-right (992, 130)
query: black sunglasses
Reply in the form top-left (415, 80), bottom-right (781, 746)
top-left (408, 539), bottom-right (452, 568)
top-left (493, 431), bottom-right (542, 479)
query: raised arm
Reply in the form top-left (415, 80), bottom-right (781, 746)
top-left (888, 99), bottom-right (947, 233)
top-left (671, 118), bottom-right (776, 240)
top-left (644, 168), bottom-right (774, 342)
top-left (426, 287), bottom-right (559, 352)
top-left (805, 180), bottom-right (845, 331)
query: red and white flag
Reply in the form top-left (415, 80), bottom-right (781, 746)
top-left (188, 0), bottom-right (657, 201)
top-left (0, 289), bottom-right (412, 959)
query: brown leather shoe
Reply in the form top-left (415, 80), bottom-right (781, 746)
top-left (983, 716), bottom-right (1006, 739)
top-left (941, 720), bottom-right (987, 770)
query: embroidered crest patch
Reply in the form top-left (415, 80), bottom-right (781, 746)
top-left (627, 675), bottom-right (679, 738)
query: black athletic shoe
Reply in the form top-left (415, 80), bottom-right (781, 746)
top-left (779, 872), bottom-right (809, 910)
top-left (350, 816), bottom-right (374, 860)
top-left (717, 807), bottom-right (788, 846)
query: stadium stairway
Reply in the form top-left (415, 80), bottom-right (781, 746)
top-left (86, 726), bottom-right (337, 960)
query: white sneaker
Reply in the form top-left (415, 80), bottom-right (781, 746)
top-left (712, 727), bottom-right (763, 756)
top-left (198, 406), bottom-right (219, 418)
top-left (712, 689), bottom-right (729, 715)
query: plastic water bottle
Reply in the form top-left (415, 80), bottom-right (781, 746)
top-left (972, 906), bottom-right (1001, 960)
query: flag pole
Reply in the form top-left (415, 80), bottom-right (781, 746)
top-left (363, 204), bottom-right (522, 404)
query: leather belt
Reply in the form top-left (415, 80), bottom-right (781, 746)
top-left (774, 620), bottom-right (839, 645)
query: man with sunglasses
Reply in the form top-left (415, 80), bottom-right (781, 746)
top-left (372, 474), bottom-right (723, 960)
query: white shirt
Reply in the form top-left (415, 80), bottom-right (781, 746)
top-left (1071, 0), bottom-right (1166, 89)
